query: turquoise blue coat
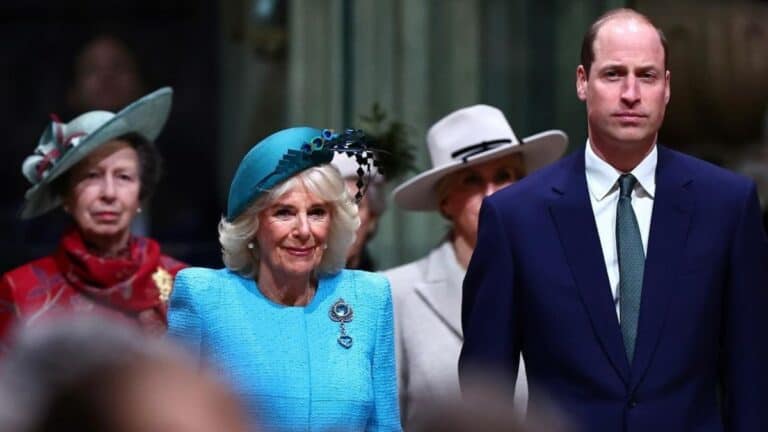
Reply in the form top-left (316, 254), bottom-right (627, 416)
top-left (168, 267), bottom-right (401, 432)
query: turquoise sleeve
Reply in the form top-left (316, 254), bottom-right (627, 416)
top-left (167, 268), bottom-right (204, 362)
top-left (367, 277), bottom-right (402, 431)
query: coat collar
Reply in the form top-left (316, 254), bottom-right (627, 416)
top-left (585, 140), bottom-right (657, 201)
top-left (414, 241), bottom-right (464, 339)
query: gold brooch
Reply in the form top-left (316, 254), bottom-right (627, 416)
top-left (152, 267), bottom-right (173, 302)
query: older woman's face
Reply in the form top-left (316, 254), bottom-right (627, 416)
top-left (440, 155), bottom-right (524, 249)
top-left (256, 184), bottom-right (332, 279)
top-left (64, 140), bottom-right (141, 245)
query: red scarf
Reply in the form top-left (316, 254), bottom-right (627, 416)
top-left (54, 228), bottom-right (165, 314)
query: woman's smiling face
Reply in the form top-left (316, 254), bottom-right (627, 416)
top-left (256, 183), bottom-right (332, 280)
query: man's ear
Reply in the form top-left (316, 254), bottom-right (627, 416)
top-left (576, 65), bottom-right (588, 101)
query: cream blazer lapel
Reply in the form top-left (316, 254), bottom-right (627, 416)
top-left (413, 242), bottom-right (464, 340)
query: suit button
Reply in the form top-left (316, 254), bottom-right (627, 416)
top-left (628, 399), bottom-right (637, 408)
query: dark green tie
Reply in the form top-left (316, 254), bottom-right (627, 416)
top-left (617, 174), bottom-right (644, 363)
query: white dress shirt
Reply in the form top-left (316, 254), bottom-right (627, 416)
top-left (584, 141), bottom-right (656, 320)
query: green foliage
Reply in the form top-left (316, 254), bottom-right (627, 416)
top-left (358, 103), bottom-right (417, 182)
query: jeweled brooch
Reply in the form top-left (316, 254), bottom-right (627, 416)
top-left (329, 298), bottom-right (354, 349)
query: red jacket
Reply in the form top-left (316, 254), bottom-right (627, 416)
top-left (0, 230), bottom-right (186, 350)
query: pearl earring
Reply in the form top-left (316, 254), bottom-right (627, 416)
top-left (322, 244), bottom-right (328, 250)
top-left (137, 207), bottom-right (143, 214)
top-left (247, 242), bottom-right (255, 250)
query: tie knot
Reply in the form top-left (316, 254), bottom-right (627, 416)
top-left (618, 174), bottom-right (637, 198)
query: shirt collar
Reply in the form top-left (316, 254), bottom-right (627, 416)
top-left (585, 140), bottom-right (657, 201)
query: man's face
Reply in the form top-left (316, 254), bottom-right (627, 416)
top-left (576, 17), bottom-right (670, 151)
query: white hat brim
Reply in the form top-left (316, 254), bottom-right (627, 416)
top-left (392, 130), bottom-right (567, 211)
top-left (21, 87), bottom-right (173, 219)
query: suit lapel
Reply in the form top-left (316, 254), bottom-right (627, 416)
top-left (630, 146), bottom-right (692, 390)
top-left (549, 151), bottom-right (631, 384)
top-left (414, 243), bottom-right (464, 340)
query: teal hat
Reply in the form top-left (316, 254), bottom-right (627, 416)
top-left (227, 127), bottom-right (376, 221)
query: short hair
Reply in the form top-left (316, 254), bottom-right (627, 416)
top-left (580, 8), bottom-right (669, 76)
top-left (52, 132), bottom-right (163, 204)
top-left (219, 164), bottom-right (360, 278)
top-left (0, 316), bottom-right (192, 432)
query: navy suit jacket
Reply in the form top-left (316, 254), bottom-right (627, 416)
top-left (459, 146), bottom-right (768, 431)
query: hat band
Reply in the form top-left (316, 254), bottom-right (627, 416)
top-left (450, 139), bottom-right (511, 163)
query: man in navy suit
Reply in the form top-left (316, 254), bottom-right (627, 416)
top-left (459, 8), bottom-right (768, 431)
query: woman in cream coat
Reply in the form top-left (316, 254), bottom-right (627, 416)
top-left (383, 105), bottom-right (567, 430)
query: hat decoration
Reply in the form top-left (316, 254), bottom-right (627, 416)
top-left (23, 114), bottom-right (85, 184)
top-left (226, 127), bottom-right (379, 221)
top-left (325, 129), bottom-right (380, 202)
top-left (260, 128), bottom-right (378, 202)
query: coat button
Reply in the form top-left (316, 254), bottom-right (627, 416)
top-left (628, 399), bottom-right (638, 408)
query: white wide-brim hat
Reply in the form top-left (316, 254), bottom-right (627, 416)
top-left (392, 104), bottom-right (567, 211)
top-left (20, 87), bottom-right (173, 219)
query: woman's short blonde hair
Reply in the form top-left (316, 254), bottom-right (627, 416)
top-left (218, 164), bottom-right (360, 278)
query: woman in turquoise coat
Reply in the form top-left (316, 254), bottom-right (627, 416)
top-left (168, 127), bottom-right (400, 431)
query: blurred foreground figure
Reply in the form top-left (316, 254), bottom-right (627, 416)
top-left (0, 316), bottom-right (250, 432)
top-left (414, 373), bottom-right (572, 432)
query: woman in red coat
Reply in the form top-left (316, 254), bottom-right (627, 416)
top-left (0, 88), bottom-right (185, 350)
